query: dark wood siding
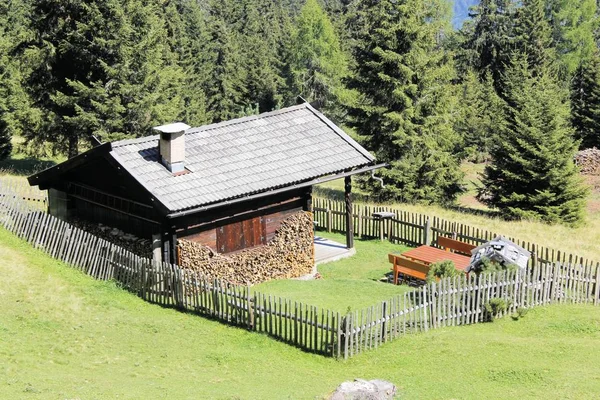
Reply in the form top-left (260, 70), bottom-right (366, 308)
top-left (177, 189), bottom-right (310, 254)
top-left (181, 206), bottom-right (304, 252)
top-left (216, 216), bottom-right (265, 253)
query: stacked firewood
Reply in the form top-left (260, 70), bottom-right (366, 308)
top-left (178, 212), bottom-right (314, 285)
top-left (68, 218), bottom-right (153, 258)
top-left (575, 148), bottom-right (600, 175)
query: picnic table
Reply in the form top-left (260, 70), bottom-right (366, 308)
top-left (401, 245), bottom-right (472, 271)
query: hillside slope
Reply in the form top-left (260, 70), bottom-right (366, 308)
top-left (1, 228), bottom-right (599, 399)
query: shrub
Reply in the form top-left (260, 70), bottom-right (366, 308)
top-left (471, 256), bottom-right (519, 275)
top-left (426, 260), bottom-right (459, 283)
top-left (512, 307), bottom-right (529, 321)
top-left (484, 298), bottom-right (511, 321)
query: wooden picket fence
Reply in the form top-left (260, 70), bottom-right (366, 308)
top-left (314, 197), bottom-right (600, 272)
top-left (339, 262), bottom-right (600, 358)
top-left (0, 181), bottom-right (340, 357)
top-left (313, 198), bottom-right (429, 247)
top-left (1, 180), bottom-right (598, 360)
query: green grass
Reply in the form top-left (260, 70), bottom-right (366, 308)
top-left (253, 232), bottom-right (412, 313)
top-left (2, 228), bottom-right (600, 399)
top-left (315, 165), bottom-right (600, 262)
top-left (0, 136), bottom-right (64, 177)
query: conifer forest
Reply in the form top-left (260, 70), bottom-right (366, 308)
top-left (1, 0), bottom-right (598, 225)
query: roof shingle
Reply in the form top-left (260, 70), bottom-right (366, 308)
top-left (110, 103), bottom-right (375, 213)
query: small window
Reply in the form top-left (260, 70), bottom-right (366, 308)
top-left (216, 216), bottom-right (265, 253)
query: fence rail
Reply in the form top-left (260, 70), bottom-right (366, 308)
top-left (313, 198), bottom-right (428, 247)
top-left (314, 197), bottom-right (600, 272)
top-left (1, 180), bottom-right (598, 360)
top-left (0, 181), bottom-right (340, 357)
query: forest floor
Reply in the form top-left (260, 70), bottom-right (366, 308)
top-left (1, 228), bottom-right (600, 399)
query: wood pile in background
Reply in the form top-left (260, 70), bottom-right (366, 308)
top-left (178, 212), bottom-right (314, 285)
top-left (575, 148), bottom-right (600, 175)
top-left (68, 217), bottom-right (153, 258)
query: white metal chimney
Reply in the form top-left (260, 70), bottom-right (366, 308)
top-left (153, 122), bottom-right (190, 174)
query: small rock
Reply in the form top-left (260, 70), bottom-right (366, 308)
top-left (330, 379), bottom-right (397, 400)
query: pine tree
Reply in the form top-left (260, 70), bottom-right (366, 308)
top-left (0, 0), bottom-right (36, 159)
top-left (513, 0), bottom-right (556, 75)
top-left (239, 0), bottom-right (285, 112)
top-left (455, 70), bottom-right (504, 161)
top-left (204, 0), bottom-right (248, 121)
top-left (479, 56), bottom-right (588, 225)
top-left (290, 0), bottom-right (348, 116)
top-left (571, 53), bottom-right (600, 149)
top-left (459, 0), bottom-right (515, 87)
top-left (345, 0), bottom-right (463, 204)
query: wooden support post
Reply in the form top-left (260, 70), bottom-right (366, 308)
top-left (424, 218), bottom-right (431, 245)
top-left (303, 187), bottom-right (313, 212)
top-left (169, 230), bottom-right (178, 265)
top-left (344, 176), bottom-right (354, 249)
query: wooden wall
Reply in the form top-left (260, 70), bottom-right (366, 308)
top-left (178, 195), bottom-right (306, 254)
top-left (70, 197), bottom-right (160, 239)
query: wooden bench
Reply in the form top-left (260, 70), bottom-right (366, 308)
top-left (388, 254), bottom-right (430, 284)
top-left (437, 236), bottom-right (476, 256)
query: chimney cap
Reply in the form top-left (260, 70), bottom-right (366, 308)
top-left (153, 122), bottom-right (191, 134)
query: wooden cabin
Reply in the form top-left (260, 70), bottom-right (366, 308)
top-left (28, 103), bottom-right (381, 275)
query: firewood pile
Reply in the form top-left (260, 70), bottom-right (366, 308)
top-left (68, 218), bottom-right (153, 258)
top-left (575, 148), bottom-right (600, 175)
top-left (178, 211), bottom-right (314, 285)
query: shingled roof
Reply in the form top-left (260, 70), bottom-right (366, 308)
top-left (108, 103), bottom-right (376, 213)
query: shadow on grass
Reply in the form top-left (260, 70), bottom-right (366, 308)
top-left (0, 157), bottom-right (57, 176)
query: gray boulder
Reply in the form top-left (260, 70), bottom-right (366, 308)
top-left (330, 379), bottom-right (397, 400)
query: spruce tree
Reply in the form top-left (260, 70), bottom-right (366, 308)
top-left (24, 0), bottom-right (186, 155)
top-left (513, 0), bottom-right (556, 75)
top-left (116, 0), bottom-right (185, 139)
top-left (240, 0), bottom-right (285, 112)
top-left (459, 0), bottom-right (515, 87)
top-left (345, 0), bottom-right (463, 204)
top-left (455, 70), bottom-right (504, 161)
top-left (25, 0), bottom-right (128, 157)
top-left (290, 0), bottom-right (348, 116)
top-left (479, 56), bottom-right (588, 225)
top-left (166, 0), bottom-right (212, 127)
top-left (0, 0), bottom-right (36, 159)
top-left (204, 0), bottom-right (248, 121)
top-left (571, 53), bottom-right (600, 149)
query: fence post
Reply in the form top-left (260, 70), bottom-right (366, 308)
top-left (381, 301), bottom-right (388, 343)
top-left (326, 209), bottom-right (332, 233)
top-left (594, 264), bottom-right (600, 306)
top-left (247, 285), bottom-right (254, 330)
top-left (338, 315), bottom-right (349, 359)
top-left (423, 218), bottom-right (431, 245)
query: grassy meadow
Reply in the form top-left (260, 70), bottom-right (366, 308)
top-left (253, 231), bottom-right (412, 313)
top-left (1, 228), bottom-right (600, 399)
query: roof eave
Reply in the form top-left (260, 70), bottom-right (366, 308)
top-left (28, 143), bottom-right (113, 190)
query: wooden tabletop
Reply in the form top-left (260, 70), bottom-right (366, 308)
top-left (400, 245), bottom-right (472, 271)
